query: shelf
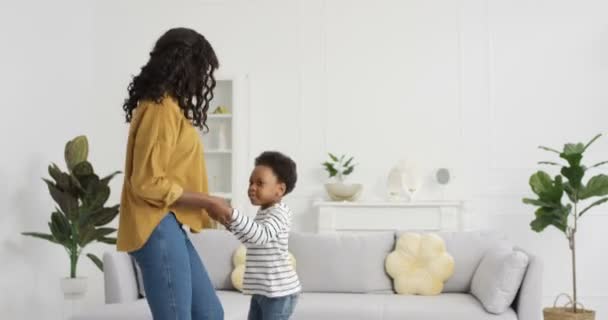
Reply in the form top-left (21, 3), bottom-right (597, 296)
top-left (211, 192), bottom-right (233, 199)
top-left (207, 114), bottom-right (232, 119)
top-left (314, 200), bottom-right (463, 208)
top-left (206, 149), bottom-right (232, 154)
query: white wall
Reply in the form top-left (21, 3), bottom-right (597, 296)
top-left (1, 0), bottom-right (607, 318)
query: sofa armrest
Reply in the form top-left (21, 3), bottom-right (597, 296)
top-left (103, 251), bottom-right (140, 304)
top-left (513, 249), bottom-right (543, 320)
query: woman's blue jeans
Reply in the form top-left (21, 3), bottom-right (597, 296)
top-left (130, 213), bottom-right (224, 320)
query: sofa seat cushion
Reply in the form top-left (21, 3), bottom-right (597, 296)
top-left (70, 290), bottom-right (249, 320)
top-left (292, 293), bottom-right (517, 320)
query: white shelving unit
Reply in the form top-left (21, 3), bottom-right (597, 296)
top-left (200, 75), bottom-right (249, 209)
top-left (315, 201), bottom-right (464, 233)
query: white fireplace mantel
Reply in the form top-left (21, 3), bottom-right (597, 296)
top-left (315, 200), bottom-right (464, 233)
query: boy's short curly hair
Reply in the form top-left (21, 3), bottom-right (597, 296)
top-left (255, 151), bottom-right (297, 195)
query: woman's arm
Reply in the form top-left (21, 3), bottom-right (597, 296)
top-left (174, 192), bottom-right (233, 225)
top-left (177, 193), bottom-right (289, 245)
top-left (129, 104), bottom-right (183, 208)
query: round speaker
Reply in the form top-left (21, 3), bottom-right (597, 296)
top-left (436, 168), bottom-right (451, 185)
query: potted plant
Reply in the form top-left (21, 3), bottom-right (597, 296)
top-left (523, 134), bottom-right (608, 320)
top-left (22, 135), bottom-right (121, 299)
top-left (322, 153), bottom-right (361, 201)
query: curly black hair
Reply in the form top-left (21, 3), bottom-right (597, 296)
top-left (255, 151), bottom-right (298, 195)
top-left (122, 27), bottom-right (220, 131)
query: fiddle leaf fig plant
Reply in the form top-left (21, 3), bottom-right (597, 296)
top-left (22, 135), bottom-right (121, 278)
top-left (523, 133), bottom-right (608, 313)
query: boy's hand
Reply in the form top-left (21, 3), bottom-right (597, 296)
top-left (205, 196), bottom-right (233, 226)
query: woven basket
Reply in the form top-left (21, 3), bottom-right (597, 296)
top-left (544, 294), bottom-right (595, 320)
top-left (544, 307), bottom-right (595, 320)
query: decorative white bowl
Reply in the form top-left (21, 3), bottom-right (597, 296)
top-left (324, 183), bottom-right (363, 201)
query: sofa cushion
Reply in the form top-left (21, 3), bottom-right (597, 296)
top-left (289, 231), bottom-right (394, 293)
top-left (132, 258), bottom-right (146, 297)
top-left (189, 229), bottom-right (243, 290)
top-left (397, 231), bottom-right (507, 293)
top-left (292, 293), bottom-right (518, 320)
top-left (386, 233), bottom-right (455, 295)
top-left (471, 246), bottom-right (530, 314)
top-left (69, 290), bottom-right (249, 320)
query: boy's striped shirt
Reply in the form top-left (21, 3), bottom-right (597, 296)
top-left (229, 202), bottom-right (301, 297)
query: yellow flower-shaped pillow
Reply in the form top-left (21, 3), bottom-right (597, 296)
top-left (385, 233), bottom-right (454, 295)
top-left (231, 245), bottom-right (297, 292)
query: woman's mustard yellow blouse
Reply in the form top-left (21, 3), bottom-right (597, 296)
top-left (117, 96), bottom-right (212, 252)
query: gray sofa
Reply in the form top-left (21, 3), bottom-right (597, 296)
top-left (71, 230), bottom-right (542, 320)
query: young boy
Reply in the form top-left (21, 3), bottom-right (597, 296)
top-left (200, 151), bottom-right (301, 320)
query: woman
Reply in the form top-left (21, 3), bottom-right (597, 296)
top-left (117, 27), bottom-right (224, 320)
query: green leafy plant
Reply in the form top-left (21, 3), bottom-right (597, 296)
top-left (322, 153), bottom-right (356, 182)
top-left (523, 133), bottom-right (608, 313)
top-left (22, 135), bottom-right (121, 278)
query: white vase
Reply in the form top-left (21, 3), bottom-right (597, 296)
top-left (60, 277), bottom-right (87, 300)
top-left (387, 166), bottom-right (404, 201)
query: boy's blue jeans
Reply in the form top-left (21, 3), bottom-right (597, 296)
top-left (130, 213), bottom-right (224, 320)
top-left (247, 294), bottom-right (299, 320)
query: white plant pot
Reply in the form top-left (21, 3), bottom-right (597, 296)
top-left (325, 183), bottom-right (363, 201)
top-left (61, 277), bottom-right (87, 300)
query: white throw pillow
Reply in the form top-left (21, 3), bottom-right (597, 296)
top-left (471, 246), bottom-right (529, 314)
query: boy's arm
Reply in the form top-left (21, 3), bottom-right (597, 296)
top-left (230, 207), bottom-right (289, 245)
top-left (188, 193), bottom-right (289, 245)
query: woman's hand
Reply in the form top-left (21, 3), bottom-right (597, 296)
top-left (174, 192), bottom-right (233, 225)
top-left (204, 196), bottom-right (233, 226)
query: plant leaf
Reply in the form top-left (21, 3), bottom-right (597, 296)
top-left (344, 157), bottom-right (354, 168)
top-left (84, 182), bottom-right (110, 212)
top-left (86, 253), bottom-right (103, 272)
top-left (561, 165), bottom-right (585, 190)
top-left (98, 237), bottom-right (117, 245)
top-left (94, 227), bottom-right (117, 240)
top-left (529, 171), bottom-right (563, 203)
top-left (328, 153), bottom-right (339, 162)
top-left (73, 161), bottom-right (94, 177)
top-left (530, 206), bottom-right (569, 233)
top-left (563, 143), bottom-right (585, 156)
top-left (78, 174), bottom-right (100, 193)
top-left (584, 133), bottom-right (602, 151)
top-left (522, 198), bottom-right (559, 208)
top-left (539, 146), bottom-right (561, 154)
top-left (78, 225), bottom-right (96, 247)
top-left (82, 205), bottom-right (120, 227)
top-left (588, 160), bottom-right (608, 170)
top-left (65, 136), bottom-right (89, 172)
top-left (49, 221), bottom-right (69, 245)
top-left (51, 211), bottom-right (71, 238)
top-left (322, 162), bottom-right (337, 177)
top-left (48, 163), bottom-right (68, 189)
top-left (100, 171), bottom-right (121, 185)
top-left (579, 174), bottom-right (608, 200)
top-left (43, 178), bottom-right (79, 219)
top-left (579, 197), bottom-right (608, 217)
top-left (343, 165), bottom-right (355, 176)
top-left (538, 161), bottom-right (562, 166)
top-left (21, 232), bottom-right (59, 244)
top-left (563, 182), bottom-right (577, 203)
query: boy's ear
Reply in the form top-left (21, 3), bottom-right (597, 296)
top-left (277, 182), bottom-right (286, 196)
